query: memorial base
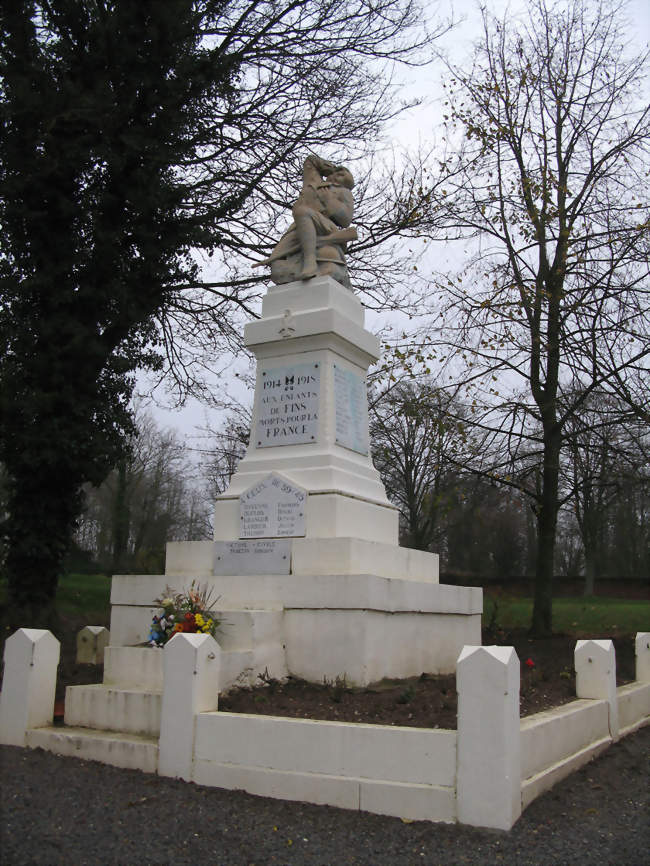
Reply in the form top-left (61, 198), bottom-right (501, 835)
top-left (108, 538), bottom-right (482, 688)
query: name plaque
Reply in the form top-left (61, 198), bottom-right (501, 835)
top-left (333, 364), bottom-right (369, 455)
top-left (240, 473), bottom-right (307, 538)
top-left (213, 539), bottom-right (291, 575)
top-left (255, 363), bottom-right (320, 447)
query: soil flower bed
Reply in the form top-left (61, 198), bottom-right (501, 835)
top-left (219, 631), bottom-right (637, 729)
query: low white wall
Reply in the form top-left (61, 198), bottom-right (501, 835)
top-left (521, 698), bottom-right (610, 780)
top-left (519, 679), bottom-right (650, 810)
top-left (520, 699), bottom-right (611, 808)
top-left (617, 681), bottom-right (650, 735)
top-left (193, 712), bottom-right (457, 822)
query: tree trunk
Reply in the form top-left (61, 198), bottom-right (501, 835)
top-left (5, 468), bottom-right (80, 630)
top-left (111, 461), bottom-right (131, 574)
top-left (581, 501), bottom-right (601, 596)
top-left (531, 426), bottom-right (561, 637)
top-left (583, 553), bottom-right (596, 596)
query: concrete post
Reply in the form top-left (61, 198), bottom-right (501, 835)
top-left (456, 645), bottom-right (521, 830)
top-left (76, 625), bottom-right (110, 664)
top-left (574, 639), bottom-right (618, 739)
top-left (158, 633), bottom-right (221, 781)
top-left (0, 629), bottom-right (60, 746)
top-left (635, 633), bottom-right (650, 683)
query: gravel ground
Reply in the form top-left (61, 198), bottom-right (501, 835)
top-left (1, 726), bottom-right (648, 866)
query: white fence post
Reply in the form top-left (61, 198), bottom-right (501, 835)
top-left (635, 633), bottom-right (650, 683)
top-left (574, 639), bottom-right (618, 739)
top-left (0, 629), bottom-right (60, 746)
top-left (76, 625), bottom-right (110, 664)
top-left (158, 633), bottom-right (221, 781)
top-left (456, 645), bottom-right (521, 830)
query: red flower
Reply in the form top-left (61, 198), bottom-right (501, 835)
top-left (525, 658), bottom-right (535, 668)
top-left (182, 612), bottom-right (196, 632)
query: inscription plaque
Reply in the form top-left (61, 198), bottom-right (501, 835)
top-left (255, 363), bottom-right (320, 447)
top-left (334, 364), bottom-right (369, 455)
top-left (240, 473), bottom-right (307, 538)
top-left (213, 539), bottom-right (291, 575)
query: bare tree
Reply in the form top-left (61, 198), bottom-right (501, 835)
top-left (201, 403), bottom-right (251, 498)
top-left (77, 411), bottom-right (211, 574)
top-left (369, 382), bottom-right (467, 550)
top-left (407, 0), bottom-right (649, 634)
top-left (563, 395), bottom-right (649, 590)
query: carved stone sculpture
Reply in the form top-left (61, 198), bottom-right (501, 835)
top-left (254, 155), bottom-right (357, 290)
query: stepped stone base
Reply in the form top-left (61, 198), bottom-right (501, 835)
top-left (164, 537), bottom-right (439, 581)
top-left (26, 726), bottom-right (158, 773)
top-left (109, 569), bottom-right (481, 687)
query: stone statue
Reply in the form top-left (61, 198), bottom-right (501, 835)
top-left (254, 155), bottom-right (358, 290)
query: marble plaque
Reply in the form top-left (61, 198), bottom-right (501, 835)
top-left (213, 539), bottom-right (291, 575)
top-left (240, 473), bottom-right (307, 538)
top-left (255, 363), bottom-right (320, 447)
top-left (334, 364), bottom-right (369, 455)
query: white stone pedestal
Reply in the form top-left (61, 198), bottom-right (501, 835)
top-left (213, 276), bottom-right (398, 545)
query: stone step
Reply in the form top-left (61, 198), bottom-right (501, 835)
top-left (26, 725), bottom-right (158, 773)
top-left (104, 646), bottom-right (163, 689)
top-left (65, 684), bottom-right (162, 736)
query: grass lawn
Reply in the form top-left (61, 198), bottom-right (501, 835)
top-left (55, 572), bottom-right (112, 623)
top-left (484, 592), bottom-right (649, 636)
top-left (0, 572), bottom-right (112, 626)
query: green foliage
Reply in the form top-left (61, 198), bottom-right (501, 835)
top-left (257, 667), bottom-right (281, 694)
top-left (323, 674), bottom-right (349, 703)
top-left (396, 684), bottom-right (416, 704)
top-left (0, 0), bottom-right (238, 615)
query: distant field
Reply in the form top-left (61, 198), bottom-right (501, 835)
top-left (483, 592), bottom-right (649, 636)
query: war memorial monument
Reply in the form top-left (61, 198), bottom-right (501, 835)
top-left (107, 154), bottom-right (481, 686)
top-left (3, 157), bottom-right (647, 832)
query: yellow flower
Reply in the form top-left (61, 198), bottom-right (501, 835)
top-left (195, 613), bottom-right (204, 627)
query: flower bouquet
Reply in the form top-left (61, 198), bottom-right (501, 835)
top-left (148, 581), bottom-right (220, 647)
